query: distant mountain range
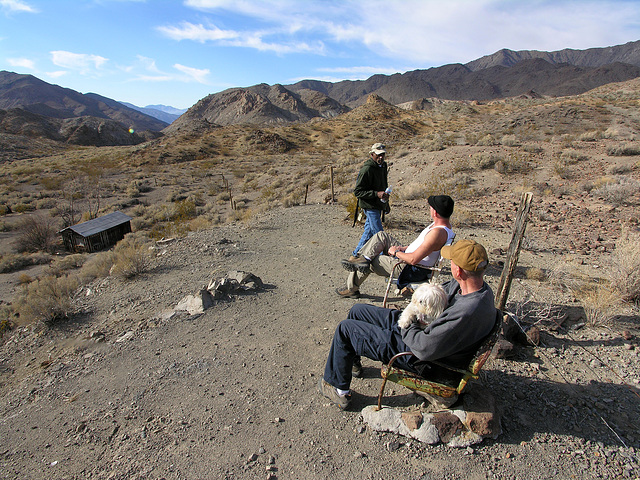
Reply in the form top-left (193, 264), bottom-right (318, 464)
top-left (119, 102), bottom-right (187, 124)
top-left (1, 40), bottom-right (640, 145)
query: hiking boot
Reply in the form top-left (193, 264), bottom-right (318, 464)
top-left (341, 257), bottom-right (371, 273)
top-left (347, 255), bottom-right (360, 262)
top-left (352, 357), bottom-right (363, 378)
top-left (335, 287), bottom-right (360, 298)
top-left (317, 379), bottom-right (351, 409)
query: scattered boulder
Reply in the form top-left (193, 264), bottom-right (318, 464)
top-left (362, 384), bottom-right (501, 447)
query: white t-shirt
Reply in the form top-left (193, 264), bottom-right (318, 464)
top-left (405, 223), bottom-right (455, 267)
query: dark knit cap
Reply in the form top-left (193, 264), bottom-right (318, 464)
top-left (428, 195), bottom-right (454, 218)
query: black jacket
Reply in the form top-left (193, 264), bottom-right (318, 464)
top-left (353, 158), bottom-right (388, 211)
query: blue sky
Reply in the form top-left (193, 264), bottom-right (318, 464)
top-left (1, 0), bottom-right (640, 110)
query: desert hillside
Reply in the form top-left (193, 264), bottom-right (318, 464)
top-left (0, 78), bottom-right (639, 479)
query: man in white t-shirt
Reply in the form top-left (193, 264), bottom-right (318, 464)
top-left (336, 195), bottom-right (455, 299)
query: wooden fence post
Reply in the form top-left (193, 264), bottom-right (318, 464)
top-left (330, 166), bottom-right (335, 203)
top-left (495, 192), bottom-right (534, 311)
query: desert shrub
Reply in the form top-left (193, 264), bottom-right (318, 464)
top-left (109, 234), bottom-right (153, 279)
top-left (13, 203), bottom-right (35, 213)
top-left (560, 149), bottom-right (589, 164)
top-left (501, 135), bottom-right (519, 147)
top-left (397, 183), bottom-right (427, 201)
top-left (0, 252), bottom-right (51, 273)
top-left (472, 153), bottom-right (500, 170)
top-left (592, 176), bottom-right (640, 205)
top-left (0, 205), bottom-right (11, 216)
top-left (0, 305), bottom-right (15, 338)
top-left (494, 153), bottom-right (534, 175)
top-left (16, 274), bottom-right (79, 325)
top-left (522, 144), bottom-right (543, 154)
top-left (552, 161), bottom-right (574, 179)
top-left (606, 164), bottom-right (634, 175)
top-left (14, 215), bottom-right (59, 253)
top-left (17, 273), bottom-right (32, 284)
top-left (422, 135), bottom-right (445, 151)
top-left (525, 267), bottom-right (547, 281)
top-left (578, 130), bottom-right (602, 142)
top-left (608, 228), bottom-right (640, 304)
top-left (452, 158), bottom-right (474, 173)
top-left (607, 143), bottom-right (640, 156)
top-left (49, 254), bottom-right (87, 275)
top-left (576, 283), bottom-right (617, 327)
top-left (476, 134), bottom-right (497, 146)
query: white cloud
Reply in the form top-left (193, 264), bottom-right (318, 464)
top-left (45, 71), bottom-right (67, 78)
top-left (178, 0), bottom-right (640, 65)
top-left (173, 64), bottom-right (210, 84)
top-left (158, 21), bottom-right (324, 54)
top-left (0, 0), bottom-right (37, 13)
top-left (7, 57), bottom-right (35, 70)
top-left (50, 51), bottom-right (108, 74)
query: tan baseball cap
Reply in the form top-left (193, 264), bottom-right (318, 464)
top-left (369, 143), bottom-right (386, 155)
top-left (441, 239), bottom-right (488, 272)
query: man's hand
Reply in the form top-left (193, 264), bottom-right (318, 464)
top-left (376, 191), bottom-right (390, 201)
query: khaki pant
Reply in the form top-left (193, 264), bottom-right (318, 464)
top-left (346, 231), bottom-right (403, 292)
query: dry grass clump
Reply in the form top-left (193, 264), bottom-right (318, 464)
top-left (15, 274), bottom-right (79, 325)
top-left (494, 153), bottom-right (534, 175)
top-left (525, 267), bottom-right (547, 281)
top-left (592, 176), bottom-right (640, 205)
top-left (578, 130), bottom-right (602, 142)
top-left (109, 233), bottom-right (153, 279)
top-left (560, 149), bottom-right (589, 164)
top-left (607, 228), bottom-right (640, 304)
top-left (548, 261), bottom-right (616, 326)
top-left (471, 153), bottom-right (500, 170)
top-left (0, 252), bottom-right (51, 274)
top-left (607, 143), bottom-right (640, 156)
top-left (396, 183), bottom-right (427, 201)
top-left (501, 135), bottom-right (519, 147)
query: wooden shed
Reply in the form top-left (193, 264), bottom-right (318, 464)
top-left (59, 211), bottom-right (132, 253)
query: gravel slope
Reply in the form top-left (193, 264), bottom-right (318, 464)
top-left (1, 203), bottom-right (639, 480)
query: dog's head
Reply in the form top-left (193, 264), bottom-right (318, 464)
top-left (411, 283), bottom-right (447, 323)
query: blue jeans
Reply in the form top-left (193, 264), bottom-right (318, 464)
top-left (352, 208), bottom-right (383, 257)
top-left (323, 304), bottom-right (417, 391)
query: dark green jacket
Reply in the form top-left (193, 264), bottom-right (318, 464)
top-left (353, 158), bottom-right (388, 211)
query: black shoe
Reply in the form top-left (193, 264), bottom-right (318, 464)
top-left (335, 287), bottom-right (361, 298)
top-left (341, 257), bottom-right (371, 273)
top-left (352, 357), bottom-right (363, 378)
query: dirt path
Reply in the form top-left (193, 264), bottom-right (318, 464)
top-left (1, 204), bottom-right (639, 479)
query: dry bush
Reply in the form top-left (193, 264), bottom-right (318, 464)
top-left (560, 149), bottom-right (589, 164)
top-left (592, 176), bottom-right (640, 205)
top-left (452, 157), bottom-right (474, 173)
top-left (501, 135), bottom-right (519, 147)
top-left (471, 153), bottom-right (500, 170)
top-left (0, 305), bottom-right (15, 338)
top-left (109, 234), bottom-right (153, 279)
top-left (548, 261), bottom-right (616, 327)
top-left (578, 130), bottom-right (602, 142)
top-left (0, 252), bottom-right (51, 274)
top-left (15, 215), bottom-right (60, 253)
top-left (525, 267), bottom-right (547, 281)
top-left (522, 144), bottom-right (543, 154)
top-left (79, 250), bottom-right (115, 283)
top-left (396, 183), bottom-right (427, 201)
top-left (421, 135), bottom-right (445, 151)
top-left (494, 153), bottom-right (534, 175)
top-left (49, 254), bottom-right (87, 275)
top-left (577, 284), bottom-right (617, 327)
top-left (16, 274), bottom-right (79, 325)
top-left (607, 143), bottom-right (640, 156)
top-left (476, 134), bottom-right (497, 146)
top-left (608, 228), bottom-right (640, 304)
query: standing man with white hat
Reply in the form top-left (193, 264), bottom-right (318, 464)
top-left (349, 142), bottom-right (390, 261)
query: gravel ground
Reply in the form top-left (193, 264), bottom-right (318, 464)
top-left (1, 203), bottom-right (639, 480)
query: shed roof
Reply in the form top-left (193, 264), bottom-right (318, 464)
top-left (59, 211), bottom-right (132, 238)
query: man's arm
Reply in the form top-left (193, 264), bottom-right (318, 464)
top-left (393, 228), bottom-right (448, 265)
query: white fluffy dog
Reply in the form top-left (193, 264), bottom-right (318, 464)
top-left (397, 283), bottom-right (448, 329)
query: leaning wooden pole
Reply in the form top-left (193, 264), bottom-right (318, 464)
top-left (495, 192), bottom-right (534, 311)
top-left (330, 166), bottom-right (335, 203)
